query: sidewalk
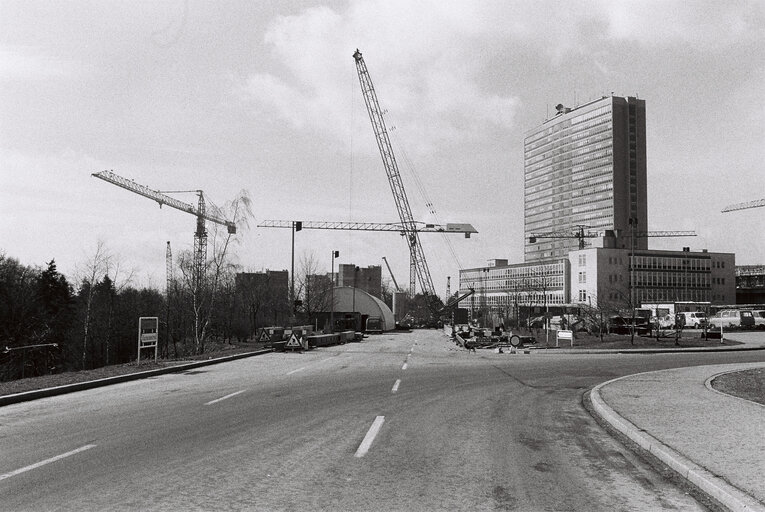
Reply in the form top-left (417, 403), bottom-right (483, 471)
top-left (590, 333), bottom-right (765, 511)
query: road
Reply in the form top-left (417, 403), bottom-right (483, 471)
top-left (1, 330), bottom-right (763, 511)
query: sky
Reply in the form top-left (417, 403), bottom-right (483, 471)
top-left (2, 0), bottom-right (764, 297)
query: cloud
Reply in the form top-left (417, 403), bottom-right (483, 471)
top-left (0, 46), bottom-right (74, 81)
top-left (235, 2), bottom-right (520, 151)
top-left (596, 0), bottom-right (762, 47)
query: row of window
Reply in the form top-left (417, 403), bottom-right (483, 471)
top-left (524, 108), bottom-right (612, 150)
top-left (631, 256), bottom-right (711, 271)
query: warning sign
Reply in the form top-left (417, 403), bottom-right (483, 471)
top-left (285, 333), bottom-right (302, 349)
top-left (258, 330), bottom-right (271, 343)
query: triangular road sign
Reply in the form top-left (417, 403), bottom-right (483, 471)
top-left (258, 330), bottom-right (271, 342)
top-left (286, 333), bottom-right (302, 348)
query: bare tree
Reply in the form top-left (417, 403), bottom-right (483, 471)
top-left (295, 250), bottom-right (333, 325)
top-left (177, 190), bottom-right (253, 354)
top-left (74, 241), bottom-right (111, 370)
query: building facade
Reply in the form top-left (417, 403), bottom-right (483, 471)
top-left (524, 96), bottom-right (648, 262)
top-left (567, 247), bottom-right (736, 309)
top-left (735, 265), bottom-right (765, 304)
top-left (458, 247), bottom-right (736, 324)
top-left (336, 264), bottom-right (382, 299)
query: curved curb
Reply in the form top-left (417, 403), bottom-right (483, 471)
top-left (0, 349), bottom-right (273, 408)
top-left (590, 372), bottom-right (765, 512)
top-left (704, 367), bottom-right (765, 408)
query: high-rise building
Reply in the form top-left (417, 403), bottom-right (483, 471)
top-left (524, 96), bottom-right (648, 262)
top-left (336, 264), bottom-right (382, 299)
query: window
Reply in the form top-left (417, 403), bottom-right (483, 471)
top-left (578, 290), bottom-right (587, 301)
top-left (578, 271), bottom-right (586, 284)
top-left (578, 254), bottom-right (586, 266)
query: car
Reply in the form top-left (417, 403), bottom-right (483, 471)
top-left (708, 309), bottom-right (755, 329)
top-left (750, 310), bottom-right (765, 329)
top-left (680, 311), bottom-right (707, 329)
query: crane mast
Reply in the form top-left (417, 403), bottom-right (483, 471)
top-left (353, 49), bottom-right (435, 298)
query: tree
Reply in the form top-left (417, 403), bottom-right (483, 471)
top-left (177, 190), bottom-right (253, 354)
top-left (294, 251), bottom-right (333, 324)
top-left (36, 260), bottom-right (74, 370)
top-left (74, 241), bottom-right (111, 369)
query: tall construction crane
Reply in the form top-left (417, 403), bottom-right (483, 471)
top-left (258, 219), bottom-right (477, 296)
top-left (92, 170), bottom-right (236, 294)
top-left (722, 198), bottom-right (765, 213)
top-left (258, 219), bottom-right (476, 236)
top-left (353, 48), bottom-right (438, 298)
top-left (529, 225), bottom-right (697, 248)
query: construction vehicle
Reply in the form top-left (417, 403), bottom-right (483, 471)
top-left (92, 170), bottom-right (235, 294)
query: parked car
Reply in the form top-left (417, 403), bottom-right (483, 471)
top-left (680, 311), bottom-right (707, 329)
top-left (751, 310), bottom-right (765, 329)
top-left (708, 309), bottom-right (755, 329)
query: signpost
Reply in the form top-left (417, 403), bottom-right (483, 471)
top-left (137, 317), bottom-right (159, 364)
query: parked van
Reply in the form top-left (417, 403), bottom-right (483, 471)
top-left (680, 311), bottom-right (707, 329)
top-left (708, 309), bottom-right (755, 329)
top-left (751, 310), bottom-right (765, 329)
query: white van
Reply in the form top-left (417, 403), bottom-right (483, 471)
top-left (680, 311), bottom-right (707, 328)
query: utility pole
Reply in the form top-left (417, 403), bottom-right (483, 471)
top-left (330, 250), bottom-right (339, 333)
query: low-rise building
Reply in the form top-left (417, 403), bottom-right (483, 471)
top-left (459, 248), bottom-right (735, 325)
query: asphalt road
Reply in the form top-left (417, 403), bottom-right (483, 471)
top-left (2, 330), bottom-right (763, 511)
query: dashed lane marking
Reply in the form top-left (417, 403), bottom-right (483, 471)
top-left (391, 379), bottom-right (401, 393)
top-left (355, 416), bottom-right (385, 458)
top-left (0, 444), bottom-right (97, 481)
top-left (205, 390), bottom-right (246, 405)
top-left (401, 362), bottom-right (408, 370)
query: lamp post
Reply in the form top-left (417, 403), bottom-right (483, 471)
top-left (290, 221), bottom-right (302, 326)
top-left (330, 250), bottom-right (339, 333)
top-left (352, 266), bottom-right (359, 331)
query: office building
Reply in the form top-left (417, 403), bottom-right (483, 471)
top-left (524, 96), bottom-right (647, 262)
top-left (336, 264), bottom-right (382, 299)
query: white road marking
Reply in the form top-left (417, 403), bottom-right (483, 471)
top-left (401, 362), bottom-right (408, 370)
top-left (391, 379), bottom-right (401, 393)
top-left (355, 416), bottom-right (385, 457)
top-left (285, 356), bottom-right (334, 376)
top-left (0, 444), bottom-right (96, 481)
top-left (205, 390), bottom-right (246, 405)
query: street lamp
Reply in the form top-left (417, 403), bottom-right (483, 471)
top-left (290, 221), bottom-right (302, 326)
top-left (353, 266), bottom-right (359, 331)
top-left (330, 250), bottom-right (339, 333)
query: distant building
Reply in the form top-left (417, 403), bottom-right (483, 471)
top-left (336, 264), bottom-right (382, 299)
top-left (735, 265), bottom-right (765, 304)
top-left (524, 96), bottom-right (648, 262)
top-left (459, 247), bottom-right (735, 323)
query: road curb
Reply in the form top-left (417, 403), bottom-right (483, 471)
top-left (590, 373), bottom-right (765, 512)
top-left (0, 349), bottom-right (273, 408)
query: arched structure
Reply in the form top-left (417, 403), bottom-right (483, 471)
top-left (332, 286), bottom-right (395, 332)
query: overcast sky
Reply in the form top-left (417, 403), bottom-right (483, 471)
top-left (2, 0), bottom-right (764, 295)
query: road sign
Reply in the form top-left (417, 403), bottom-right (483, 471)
top-left (285, 333), bottom-right (302, 349)
top-left (137, 316), bottom-right (158, 363)
top-left (258, 329), bottom-right (271, 343)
